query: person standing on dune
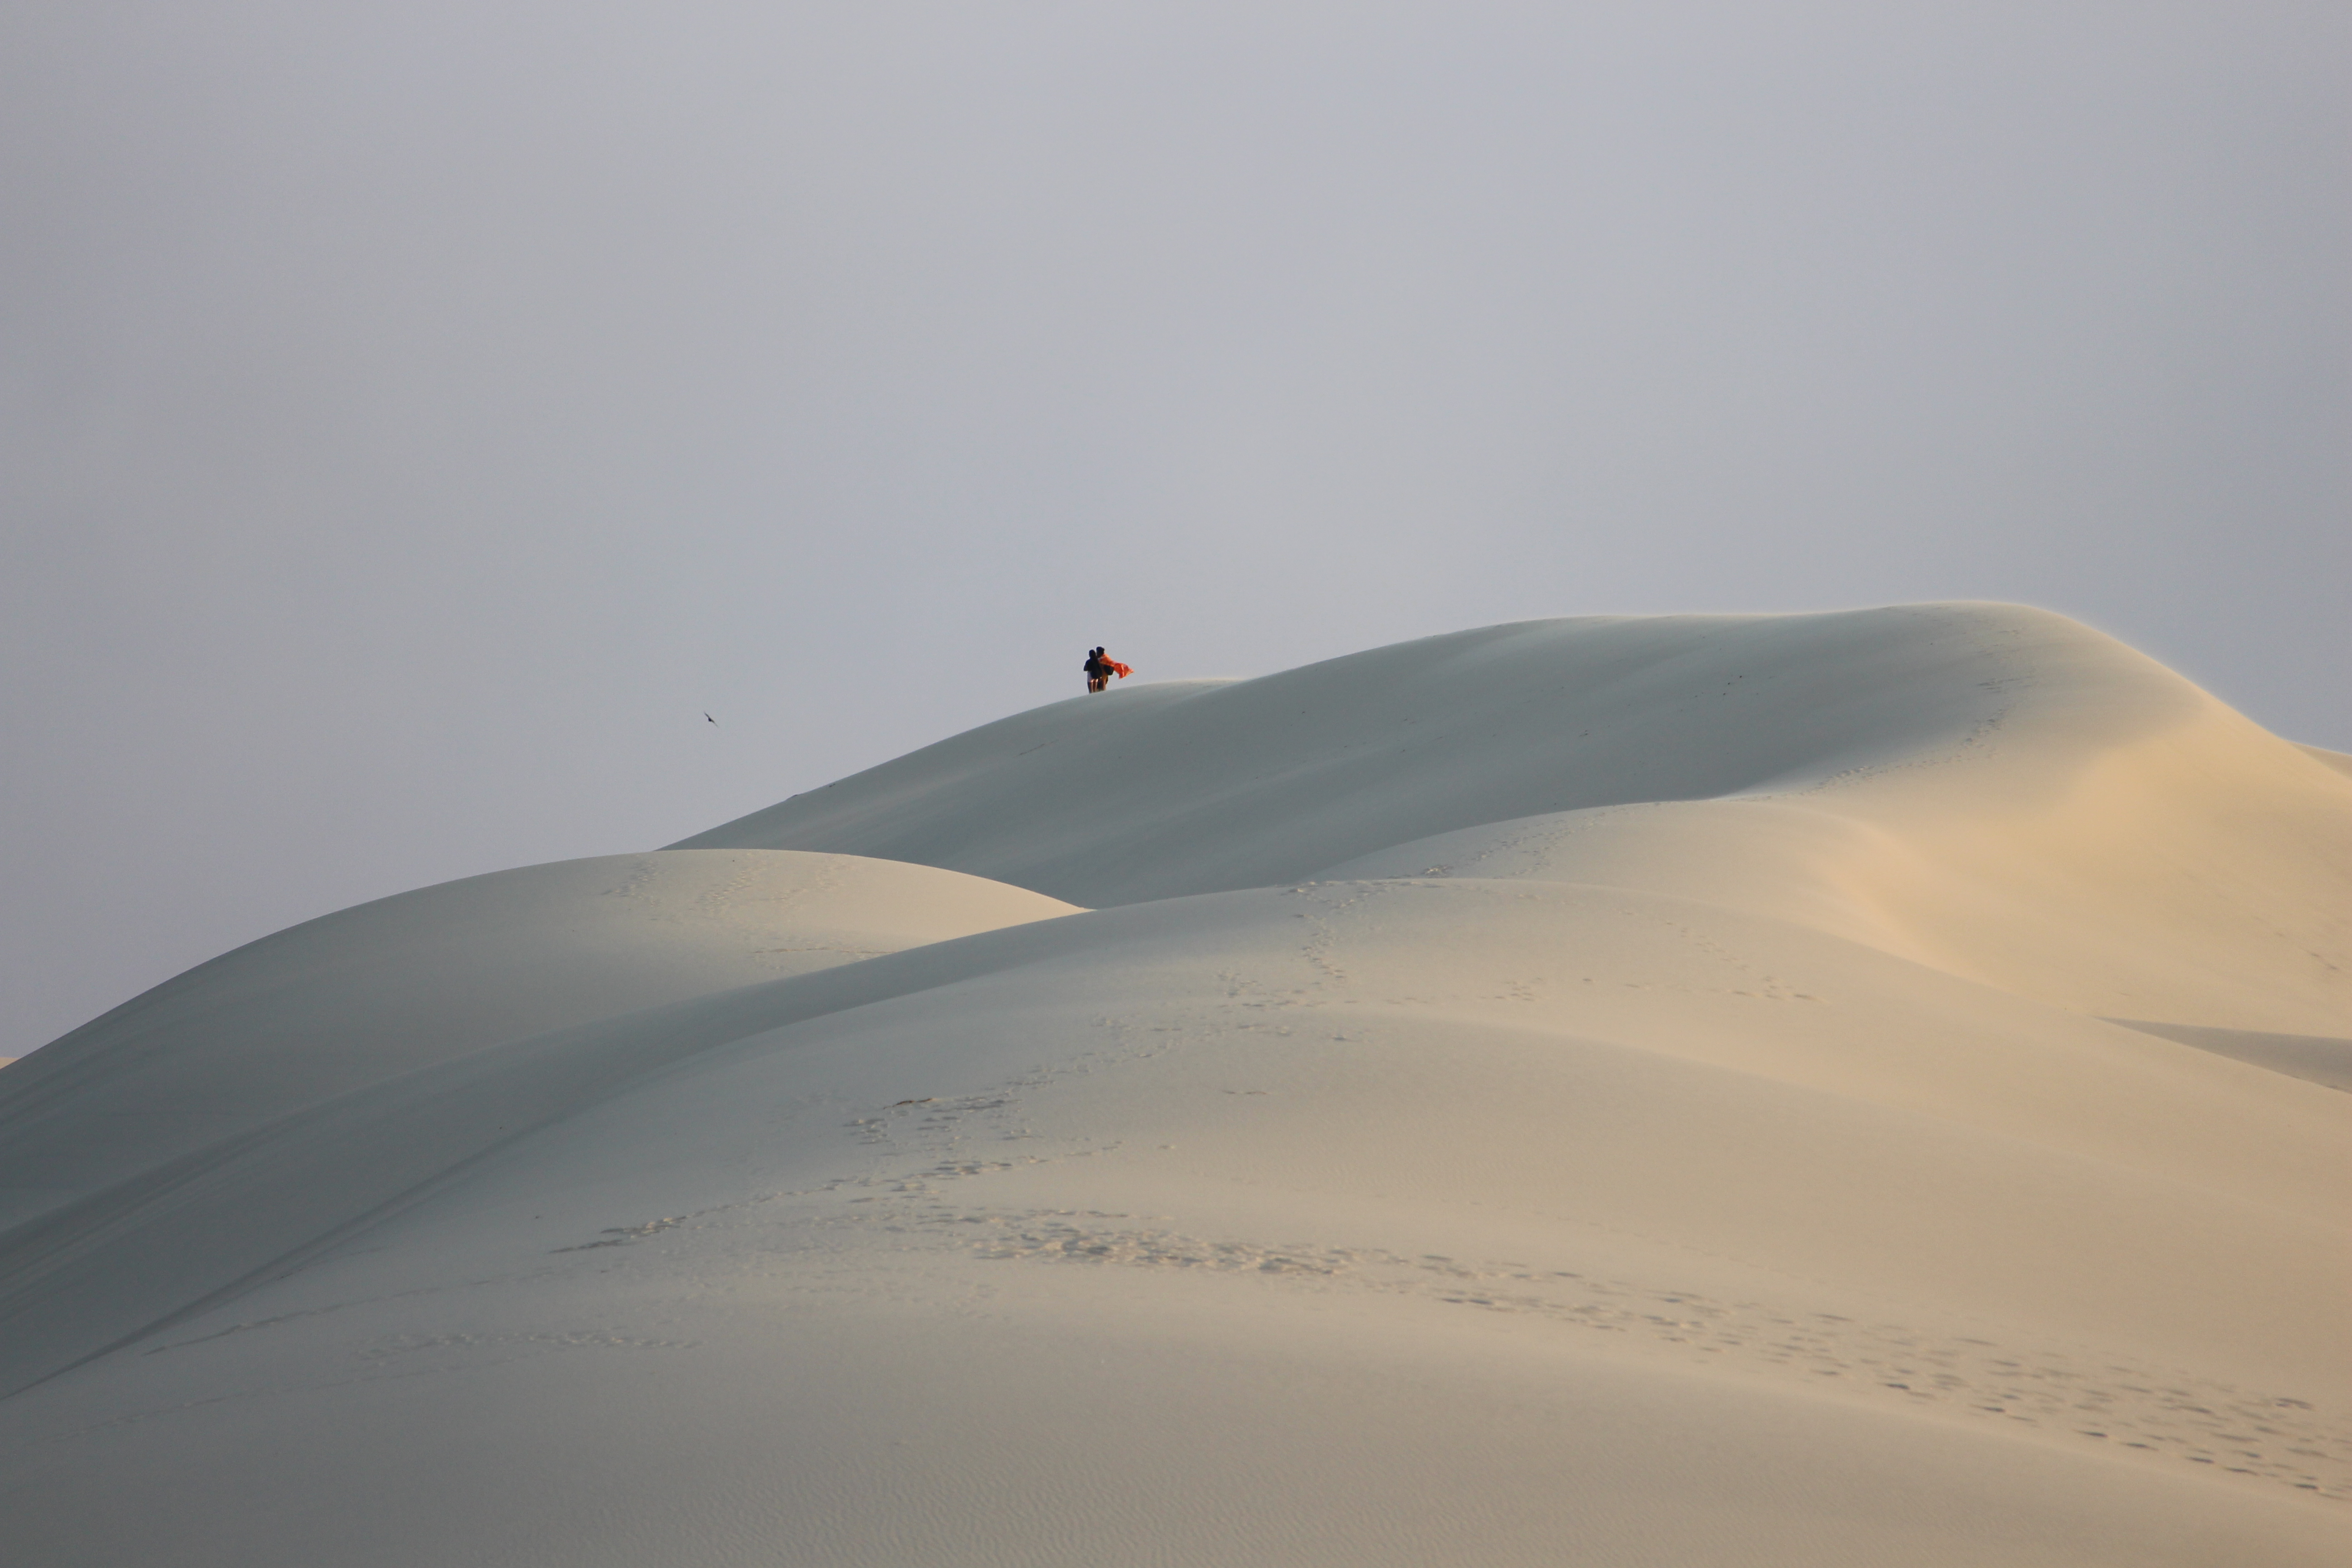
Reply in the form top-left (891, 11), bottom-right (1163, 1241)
top-left (1083, 646), bottom-right (1132, 694)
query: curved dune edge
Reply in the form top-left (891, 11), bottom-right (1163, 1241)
top-left (2300, 743), bottom-right (2352, 779)
top-left (2105, 1019), bottom-right (2352, 1093)
top-left (1, 605), bottom-right (2344, 1566)
top-left (0, 850), bottom-right (1078, 1232)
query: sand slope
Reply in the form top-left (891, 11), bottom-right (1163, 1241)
top-left (0, 605), bottom-right (2343, 1566)
top-left (0, 849), bottom-right (1076, 1231)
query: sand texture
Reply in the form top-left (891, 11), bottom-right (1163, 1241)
top-left (1, 603), bottom-right (2344, 1565)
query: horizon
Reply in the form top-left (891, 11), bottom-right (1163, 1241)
top-left (5, 2), bottom-right (2346, 1058)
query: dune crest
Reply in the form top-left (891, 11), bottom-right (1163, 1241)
top-left (679, 603), bottom-right (2348, 1032)
top-left (0, 849), bottom-right (1077, 1231)
top-left (1, 605), bottom-right (2343, 1567)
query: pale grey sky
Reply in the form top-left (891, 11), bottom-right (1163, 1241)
top-left (4, 1), bottom-right (2346, 1058)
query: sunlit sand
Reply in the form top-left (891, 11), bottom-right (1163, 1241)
top-left (2, 603), bottom-right (2343, 1565)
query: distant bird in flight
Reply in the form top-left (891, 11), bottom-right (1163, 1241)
top-left (705, 713), bottom-right (715, 723)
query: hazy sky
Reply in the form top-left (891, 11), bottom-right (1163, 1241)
top-left (4, 1), bottom-right (2346, 1058)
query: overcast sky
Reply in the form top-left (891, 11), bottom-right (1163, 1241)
top-left (4, 1), bottom-right (2345, 1058)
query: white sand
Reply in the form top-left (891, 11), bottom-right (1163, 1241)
top-left (0, 603), bottom-right (2343, 1565)
top-left (0, 851), bottom-right (1075, 1233)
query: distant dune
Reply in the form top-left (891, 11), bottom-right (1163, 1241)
top-left (2, 605), bottom-right (2344, 1566)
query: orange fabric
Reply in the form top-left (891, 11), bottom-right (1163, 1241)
top-left (1106, 661), bottom-right (1133, 679)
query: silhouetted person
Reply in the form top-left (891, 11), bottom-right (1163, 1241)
top-left (1083, 646), bottom-right (1131, 693)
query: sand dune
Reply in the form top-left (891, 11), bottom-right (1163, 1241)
top-left (679, 604), bottom-right (2345, 1031)
top-left (2105, 1019), bottom-right (2352, 1093)
top-left (0, 850), bottom-right (1076, 1233)
top-left (0, 605), bottom-right (2343, 1565)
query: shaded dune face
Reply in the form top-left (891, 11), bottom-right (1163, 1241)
top-left (0, 851), bottom-right (1078, 1230)
top-left (1, 604), bottom-right (2346, 1568)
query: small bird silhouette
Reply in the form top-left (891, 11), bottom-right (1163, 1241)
top-left (704, 713), bottom-right (715, 723)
